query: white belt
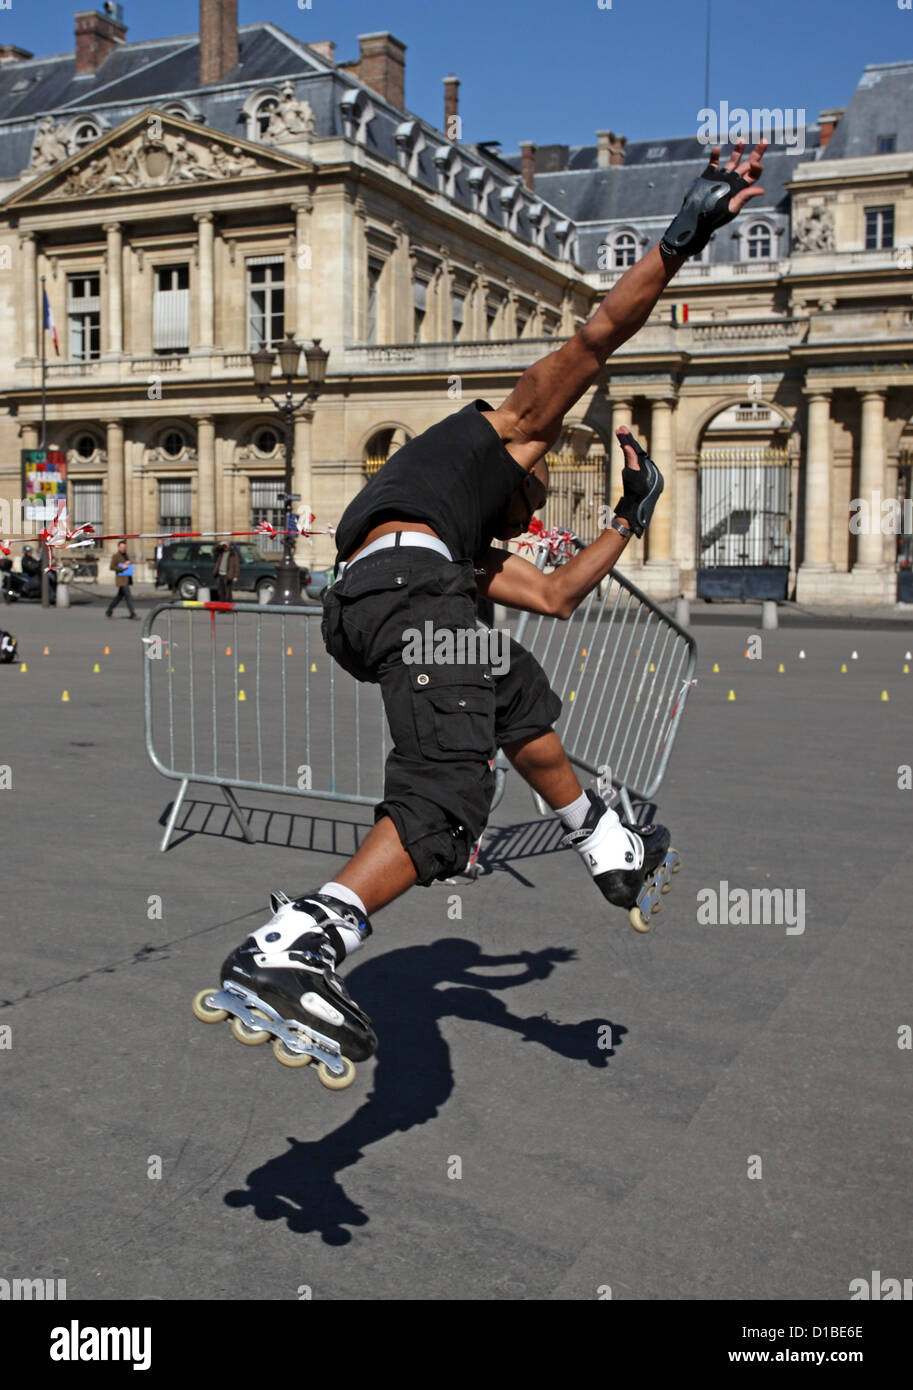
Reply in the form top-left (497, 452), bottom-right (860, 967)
top-left (336, 530), bottom-right (453, 577)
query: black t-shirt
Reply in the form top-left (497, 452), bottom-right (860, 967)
top-left (334, 399), bottom-right (528, 564)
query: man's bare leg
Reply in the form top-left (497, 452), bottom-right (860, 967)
top-left (333, 817), bottom-right (418, 916)
top-left (502, 730), bottom-right (582, 809)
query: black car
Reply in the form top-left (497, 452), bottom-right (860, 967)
top-left (155, 541), bottom-right (333, 602)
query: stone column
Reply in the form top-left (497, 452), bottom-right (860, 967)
top-left (195, 213), bottom-right (215, 349)
top-left (675, 451), bottom-right (699, 580)
top-left (104, 223), bottom-right (123, 356)
top-left (293, 198), bottom-right (313, 341)
top-left (21, 423), bottom-right (39, 449)
top-left (855, 390), bottom-right (886, 569)
top-left (608, 399), bottom-right (633, 515)
top-left (19, 233), bottom-right (38, 360)
top-left (194, 416), bottom-right (216, 535)
top-left (104, 418), bottom-right (125, 536)
top-left (646, 398), bottom-right (674, 564)
top-left (390, 220), bottom-right (412, 342)
top-left (802, 392), bottom-right (834, 570)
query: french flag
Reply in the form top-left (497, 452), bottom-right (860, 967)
top-left (43, 288), bottom-right (60, 356)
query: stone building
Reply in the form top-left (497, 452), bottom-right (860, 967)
top-left (0, 5), bottom-right (910, 604)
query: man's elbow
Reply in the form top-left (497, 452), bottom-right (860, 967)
top-left (545, 584), bottom-right (576, 621)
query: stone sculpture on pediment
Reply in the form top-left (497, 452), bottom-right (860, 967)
top-left (264, 84), bottom-right (316, 143)
top-left (30, 116), bottom-right (72, 170)
top-left (49, 129), bottom-right (266, 196)
top-left (793, 205), bottom-right (836, 252)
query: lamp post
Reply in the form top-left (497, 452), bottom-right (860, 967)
top-left (250, 333), bottom-right (329, 605)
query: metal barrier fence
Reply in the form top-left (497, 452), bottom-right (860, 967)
top-left (144, 561), bottom-right (696, 851)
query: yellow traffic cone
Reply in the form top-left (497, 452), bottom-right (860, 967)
top-left (19, 662), bottom-right (27, 673)
top-left (238, 690), bottom-right (246, 702)
top-left (777, 663), bottom-right (785, 674)
top-left (727, 690), bottom-right (736, 701)
top-left (841, 664), bottom-right (847, 674)
top-left (649, 663), bottom-right (655, 672)
top-left (61, 690), bottom-right (69, 702)
top-left (881, 691), bottom-right (890, 702)
top-left (92, 663), bottom-right (100, 673)
top-left (569, 690), bottom-right (575, 701)
top-left (310, 662), bottom-right (317, 672)
top-left (904, 665), bottom-right (909, 675)
top-left (712, 662), bottom-right (720, 673)
top-left (238, 662), bottom-right (245, 673)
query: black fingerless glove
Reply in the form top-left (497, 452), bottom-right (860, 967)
top-left (613, 432), bottom-right (664, 539)
top-left (660, 162), bottom-right (752, 260)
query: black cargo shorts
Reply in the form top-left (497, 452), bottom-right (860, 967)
top-left (320, 546), bottom-right (562, 884)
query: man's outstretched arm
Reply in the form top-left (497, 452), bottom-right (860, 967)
top-left (485, 139), bottom-right (767, 471)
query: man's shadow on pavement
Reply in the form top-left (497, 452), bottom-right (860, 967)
top-left (224, 939), bottom-right (627, 1245)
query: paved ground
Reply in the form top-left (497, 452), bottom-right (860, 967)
top-left (0, 587), bottom-right (911, 1300)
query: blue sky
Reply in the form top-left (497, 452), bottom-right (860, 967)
top-left (4, 0), bottom-right (909, 149)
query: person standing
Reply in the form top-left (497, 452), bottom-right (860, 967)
top-left (212, 542), bottom-right (240, 602)
top-left (105, 540), bottom-right (137, 619)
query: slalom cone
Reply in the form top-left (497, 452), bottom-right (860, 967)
top-left (851, 651), bottom-right (858, 660)
top-left (61, 690), bottom-right (69, 702)
top-left (569, 691), bottom-right (576, 701)
top-left (19, 662), bottom-right (26, 673)
top-left (904, 665), bottom-right (910, 675)
top-left (237, 662), bottom-right (245, 673)
top-left (286, 646), bottom-right (293, 656)
top-left (712, 662), bottom-right (720, 673)
top-left (310, 662), bottom-right (317, 672)
top-left (103, 646), bottom-right (110, 655)
top-left (92, 663), bottom-right (100, 673)
top-left (777, 663), bottom-right (785, 674)
top-left (727, 690), bottom-right (736, 701)
top-left (841, 664), bottom-right (847, 674)
top-left (881, 691), bottom-right (890, 702)
top-left (799, 650), bottom-right (806, 660)
top-left (238, 690), bottom-right (246, 702)
top-left (225, 646), bottom-right (232, 656)
top-left (43, 646), bottom-right (50, 655)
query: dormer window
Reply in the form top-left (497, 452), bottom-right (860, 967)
top-left (612, 231), bottom-right (638, 268)
top-left (394, 120), bottom-right (426, 178)
top-left (72, 119), bottom-right (101, 150)
top-left (468, 165), bottom-right (495, 217)
top-left (745, 222), bottom-right (773, 260)
top-left (501, 181), bottom-right (524, 234)
top-left (434, 143), bottom-right (462, 198)
top-left (340, 88), bottom-right (375, 145)
top-left (528, 202), bottom-right (551, 249)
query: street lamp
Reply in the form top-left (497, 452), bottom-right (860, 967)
top-left (249, 333), bottom-right (329, 604)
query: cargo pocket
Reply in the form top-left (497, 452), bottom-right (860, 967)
top-left (409, 667), bottom-right (496, 762)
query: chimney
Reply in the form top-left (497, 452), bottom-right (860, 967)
top-left (199, 0), bottom-right (239, 86)
top-left (0, 45), bottom-right (34, 64)
top-left (310, 40), bottom-right (336, 63)
top-left (596, 130), bottom-right (611, 167)
top-left (351, 32), bottom-right (406, 110)
top-left (443, 73), bottom-right (460, 141)
top-left (818, 108), bottom-right (843, 149)
top-left (519, 141), bottom-right (536, 192)
top-left (609, 131), bottom-right (627, 166)
top-left (74, 8), bottom-right (127, 76)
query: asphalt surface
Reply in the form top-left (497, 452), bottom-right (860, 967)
top-left (1, 588), bottom-right (911, 1300)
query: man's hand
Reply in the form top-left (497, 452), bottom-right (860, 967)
top-left (660, 137), bottom-right (767, 260)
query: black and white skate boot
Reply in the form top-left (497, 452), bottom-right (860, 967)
top-left (193, 892), bottom-right (377, 1089)
top-left (561, 789), bottom-right (680, 933)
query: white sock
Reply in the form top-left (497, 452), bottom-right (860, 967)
top-left (555, 791), bottom-right (592, 830)
top-left (319, 881), bottom-right (369, 956)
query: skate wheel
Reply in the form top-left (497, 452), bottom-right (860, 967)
top-left (231, 1013), bottom-right (270, 1046)
top-left (192, 988), bottom-right (228, 1024)
top-left (670, 849), bottom-right (681, 873)
top-left (629, 906), bottom-right (652, 934)
top-left (272, 1037), bottom-right (312, 1068)
top-left (316, 1057), bottom-right (357, 1091)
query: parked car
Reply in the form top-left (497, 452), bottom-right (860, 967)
top-left (155, 541), bottom-right (313, 602)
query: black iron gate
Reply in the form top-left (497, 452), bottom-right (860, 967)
top-left (698, 444), bottom-right (791, 599)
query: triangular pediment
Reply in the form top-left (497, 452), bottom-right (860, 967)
top-left (4, 108), bottom-right (314, 209)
